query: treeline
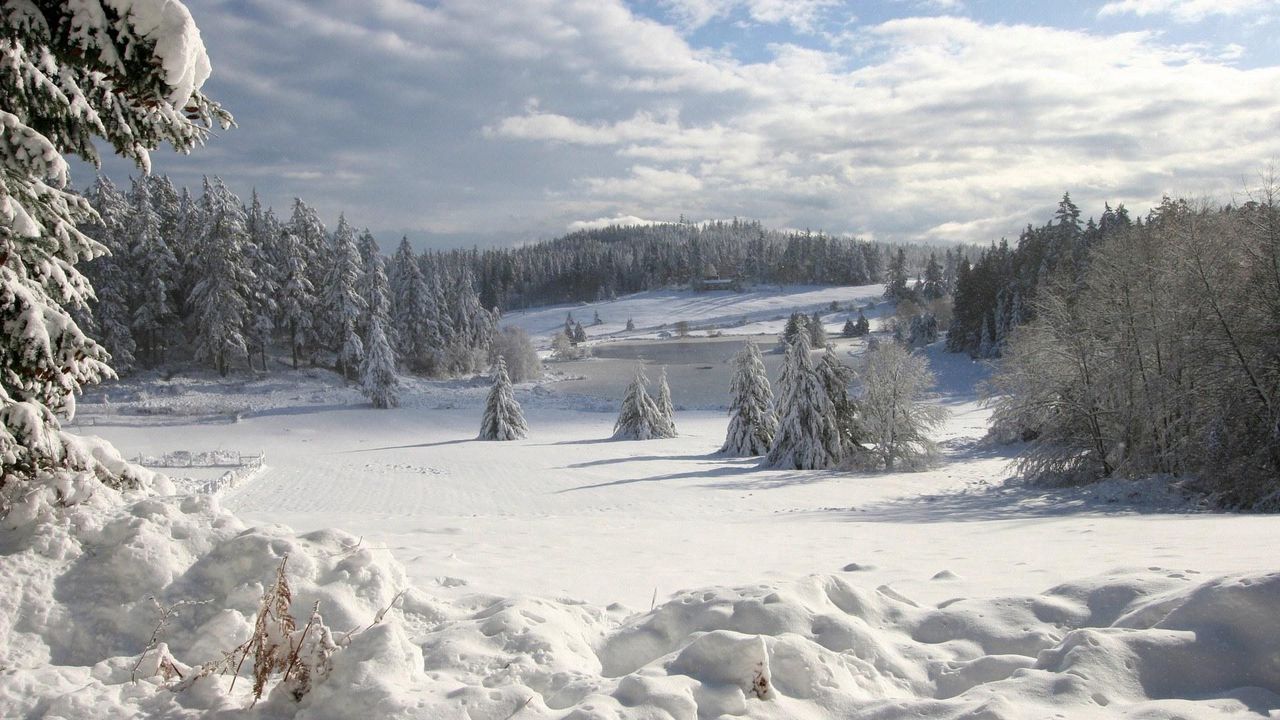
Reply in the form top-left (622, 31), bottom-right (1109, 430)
top-left (458, 220), bottom-right (950, 309)
top-left (78, 175), bottom-right (496, 378)
top-left (965, 191), bottom-right (1280, 508)
top-left (946, 193), bottom-right (1128, 358)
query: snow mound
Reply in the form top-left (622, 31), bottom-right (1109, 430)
top-left (3, 488), bottom-right (1279, 718)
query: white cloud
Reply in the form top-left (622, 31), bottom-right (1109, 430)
top-left (1098, 0), bottom-right (1278, 23)
top-left (660, 0), bottom-right (841, 32)
top-left (567, 215), bottom-right (662, 231)
top-left (131, 1), bottom-right (1280, 247)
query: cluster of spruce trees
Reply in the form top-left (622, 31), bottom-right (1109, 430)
top-left (77, 176), bottom-right (498, 384)
top-left (978, 192), bottom-right (1280, 507)
top-left (720, 333), bottom-right (945, 471)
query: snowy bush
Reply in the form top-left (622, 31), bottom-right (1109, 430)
top-left (491, 327), bottom-right (541, 382)
top-left (858, 342), bottom-right (946, 471)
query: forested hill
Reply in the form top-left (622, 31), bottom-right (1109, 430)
top-left (442, 220), bottom-right (964, 310)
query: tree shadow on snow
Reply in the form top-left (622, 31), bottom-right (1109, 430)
top-left (564, 453), bottom-right (720, 468)
top-left (338, 438), bottom-right (478, 454)
top-left (695, 467), bottom-right (847, 491)
top-left (555, 461), bottom-right (760, 493)
top-left (533, 437), bottom-right (626, 447)
top-left (804, 477), bottom-right (1210, 524)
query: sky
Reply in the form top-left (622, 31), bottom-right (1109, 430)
top-left (89, 0), bottom-right (1280, 250)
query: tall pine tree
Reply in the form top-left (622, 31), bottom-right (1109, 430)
top-left (721, 341), bottom-right (778, 456)
top-left (323, 215), bottom-right (366, 379)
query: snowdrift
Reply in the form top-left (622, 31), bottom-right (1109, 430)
top-left (2, 487), bottom-right (1277, 719)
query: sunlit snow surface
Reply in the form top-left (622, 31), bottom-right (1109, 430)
top-left (11, 285), bottom-right (1277, 719)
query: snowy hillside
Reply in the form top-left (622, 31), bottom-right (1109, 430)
top-left (4, 285), bottom-right (1276, 719)
top-left (502, 284), bottom-right (889, 346)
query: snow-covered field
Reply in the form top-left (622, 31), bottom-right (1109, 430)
top-left (6, 286), bottom-right (1279, 718)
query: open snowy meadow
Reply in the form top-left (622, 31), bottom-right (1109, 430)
top-left (7, 2), bottom-right (1280, 717)
top-left (42, 286), bottom-right (1280, 719)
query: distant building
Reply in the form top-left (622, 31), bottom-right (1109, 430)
top-left (691, 271), bottom-right (741, 292)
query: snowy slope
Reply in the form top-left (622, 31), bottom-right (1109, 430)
top-left (502, 284), bottom-right (890, 347)
top-left (3, 285), bottom-right (1279, 719)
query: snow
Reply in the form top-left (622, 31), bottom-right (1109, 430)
top-left (502, 284), bottom-right (889, 347)
top-left (3, 285), bottom-right (1280, 718)
top-left (107, 0), bottom-right (213, 108)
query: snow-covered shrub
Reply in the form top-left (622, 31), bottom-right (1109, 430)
top-left (491, 326), bottom-right (541, 382)
top-left (858, 342), bottom-right (946, 471)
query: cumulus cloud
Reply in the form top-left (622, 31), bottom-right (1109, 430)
top-left (104, 0), bottom-right (1280, 248)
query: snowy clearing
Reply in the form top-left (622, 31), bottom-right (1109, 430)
top-left (5, 286), bottom-right (1278, 719)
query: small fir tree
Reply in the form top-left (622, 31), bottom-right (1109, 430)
top-left (360, 316), bottom-right (400, 409)
top-left (613, 368), bottom-right (666, 440)
top-left (808, 312), bottom-right (827, 347)
top-left (842, 318), bottom-right (857, 338)
top-left (655, 366), bottom-right (677, 437)
top-left (478, 357), bottom-right (528, 440)
top-left (765, 330), bottom-right (843, 469)
top-left (854, 311), bottom-right (870, 336)
top-left (722, 341), bottom-right (778, 455)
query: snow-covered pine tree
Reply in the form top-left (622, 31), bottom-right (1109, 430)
top-left (780, 312), bottom-right (805, 348)
top-left (243, 191), bottom-right (279, 371)
top-left (593, 310), bottom-right (602, 326)
top-left (613, 368), bottom-right (666, 440)
top-left (654, 366), bottom-right (677, 437)
top-left (80, 177), bottom-right (137, 373)
top-left (0, 0), bottom-right (231, 489)
top-left (360, 315), bottom-right (399, 409)
top-left (189, 178), bottom-right (253, 376)
top-left (478, 357), bottom-right (528, 440)
top-left (625, 318), bottom-right (635, 331)
top-left (884, 248), bottom-right (910, 301)
top-left (389, 238), bottom-right (440, 374)
top-left (322, 215), bottom-right (366, 379)
top-left (765, 330), bottom-right (842, 469)
top-left (721, 341), bottom-right (778, 456)
top-left (818, 346), bottom-right (864, 459)
top-left (357, 230), bottom-right (392, 337)
top-left (287, 199), bottom-right (327, 364)
top-left (854, 311), bottom-right (870, 336)
top-left (275, 228), bottom-right (314, 369)
top-left (842, 318), bottom-right (857, 338)
top-left (127, 177), bottom-right (178, 367)
top-left (922, 253), bottom-right (945, 300)
top-left (808, 312), bottom-right (827, 347)
top-left (572, 321), bottom-right (587, 344)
